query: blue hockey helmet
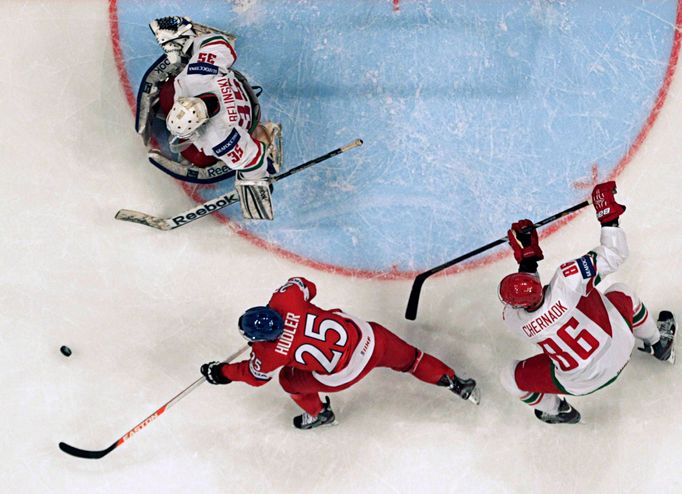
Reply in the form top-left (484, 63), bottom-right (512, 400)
top-left (238, 306), bottom-right (284, 342)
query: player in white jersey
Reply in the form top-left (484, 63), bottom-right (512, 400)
top-left (142, 16), bottom-right (281, 219)
top-left (498, 182), bottom-right (676, 424)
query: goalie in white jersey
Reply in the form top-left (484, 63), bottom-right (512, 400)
top-left (498, 182), bottom-right (676, 424)
top-left (141, 16), bottom-right (281, 220)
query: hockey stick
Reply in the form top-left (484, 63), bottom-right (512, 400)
top-left (404, 200), bottom-right (591, 320)
top-left (58, 344), bottom-right (249, 459)
top-left (115, 139), bottom-right (364, 230)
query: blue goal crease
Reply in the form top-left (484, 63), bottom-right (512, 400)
top-left (116, 0), bottom-right (677, 273)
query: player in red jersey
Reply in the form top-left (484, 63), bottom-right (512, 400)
top-left (201, 277), bottom-right (479, 429)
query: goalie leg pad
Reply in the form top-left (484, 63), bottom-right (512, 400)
top-left (136, 55), bottom-right (184, 144)
top-left (235, 177), bottom-right (274, 220)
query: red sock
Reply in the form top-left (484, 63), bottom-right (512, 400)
top-left (409, 351), bottom-right (454, 384)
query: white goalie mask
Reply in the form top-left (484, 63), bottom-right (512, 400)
top-left (166, 96), bottom-right (209, 140)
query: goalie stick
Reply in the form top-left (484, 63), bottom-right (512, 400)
top-left (404, 200), bottom-right (591, 320)
top-left (58, 344), bottom-right (249, 460)
top-left (115, 139), bottom-right (364, 230)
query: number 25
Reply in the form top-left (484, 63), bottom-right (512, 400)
top-left (294, 314), bottom-right (348, 373)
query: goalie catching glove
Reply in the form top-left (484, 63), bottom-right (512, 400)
top-left (149, 16), bottom-right (196, 64)
top-left (201, 361), bottom-right (232, 385)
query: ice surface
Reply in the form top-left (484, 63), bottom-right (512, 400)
top-left (2, 1), bottom-right (682, 493)
top-left (118, 0), bottom-right (676, 274)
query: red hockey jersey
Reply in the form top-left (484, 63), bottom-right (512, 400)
top-left (222, 278), bottom-right (373, 387)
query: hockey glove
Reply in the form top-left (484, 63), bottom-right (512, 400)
top-left (200, 361), bottom-right (232, 385)
top-left (149, 16), bottom-right (196, 64)
top-left (507, 219), bottom-right (544, 264)
top-left (592, 181), bottom-right (626, 225)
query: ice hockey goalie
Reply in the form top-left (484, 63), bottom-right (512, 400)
top-left (135, 16), bottom-right (282, 220)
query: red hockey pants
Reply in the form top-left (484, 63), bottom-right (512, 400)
top-left (278, 322), bottom-right (454, 416)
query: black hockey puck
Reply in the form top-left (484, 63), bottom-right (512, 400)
top-left (60, 345), bottom-right (72, 357)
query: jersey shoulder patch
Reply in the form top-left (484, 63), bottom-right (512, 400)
top-left (212, 128), bottom-right (240, 156)
top-left (575, 254), bottom-right (596, 279)
top-left (187, 62), bottom-right (219, 75)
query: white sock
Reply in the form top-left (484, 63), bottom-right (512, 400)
top-left (520, 391), bottom-right (560, 414)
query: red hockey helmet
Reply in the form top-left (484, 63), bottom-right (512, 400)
top-left (498, 272), bottom-right (544, 309)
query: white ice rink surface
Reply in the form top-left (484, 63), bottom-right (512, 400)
top-left (3, 2), bottom-right (682, 493)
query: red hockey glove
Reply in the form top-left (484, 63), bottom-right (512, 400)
top-left (592, 181), bottom-right (626, 225)
top-left (507, 219), bottom-right (544, 264)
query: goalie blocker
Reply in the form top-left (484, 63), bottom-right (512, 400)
top-left (235, 176), bottom-right (274, 220)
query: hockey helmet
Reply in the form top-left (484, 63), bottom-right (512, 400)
top-left (498, 272), bottom-right (544, 309)
top-left (166, 96), bottom-right (209, 139)
top-left (238, 306), bottom-right (284, 342)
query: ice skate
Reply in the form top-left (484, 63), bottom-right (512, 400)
top-left (439, 374), bottom-right (480, 405)
top-left (534, 399), bottom-right (581, 424)
top-left (639, 311), bottom-right (676, 364)
top-left (293, 397), bottom-right (336, 430)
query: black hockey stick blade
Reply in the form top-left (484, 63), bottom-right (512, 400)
top-left (404, 237), bottom-right (508, 320)
top-left (404, 199), bottom-right (590, 320)
top-left (59, 440), bottom-right (118, 459)
top-left (404, 273), bottom-right (429, 321)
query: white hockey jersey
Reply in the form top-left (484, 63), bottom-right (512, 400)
top-left (503, 227), bottom-right (636, 395)
top-left (173, 33), bottom-right (268, 178)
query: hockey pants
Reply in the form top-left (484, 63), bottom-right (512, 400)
top-left (278, 322), bottom-right (454, 416)
top-left (500, 283), bottom-right (658, 414)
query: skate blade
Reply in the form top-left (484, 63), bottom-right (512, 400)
top-left (467, 388), bottom-right (481, 406)
top-left (299, 419), bottom-right (338, 431)
top-left (668, 349), bottom-right (676, 365)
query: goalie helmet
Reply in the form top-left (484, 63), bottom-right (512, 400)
top-left (238, 306), bottom-right (284, 342)
top-left (166, 96), bottom-right (209, 139)
top-left (498, 272), bottom-right (544, 309)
